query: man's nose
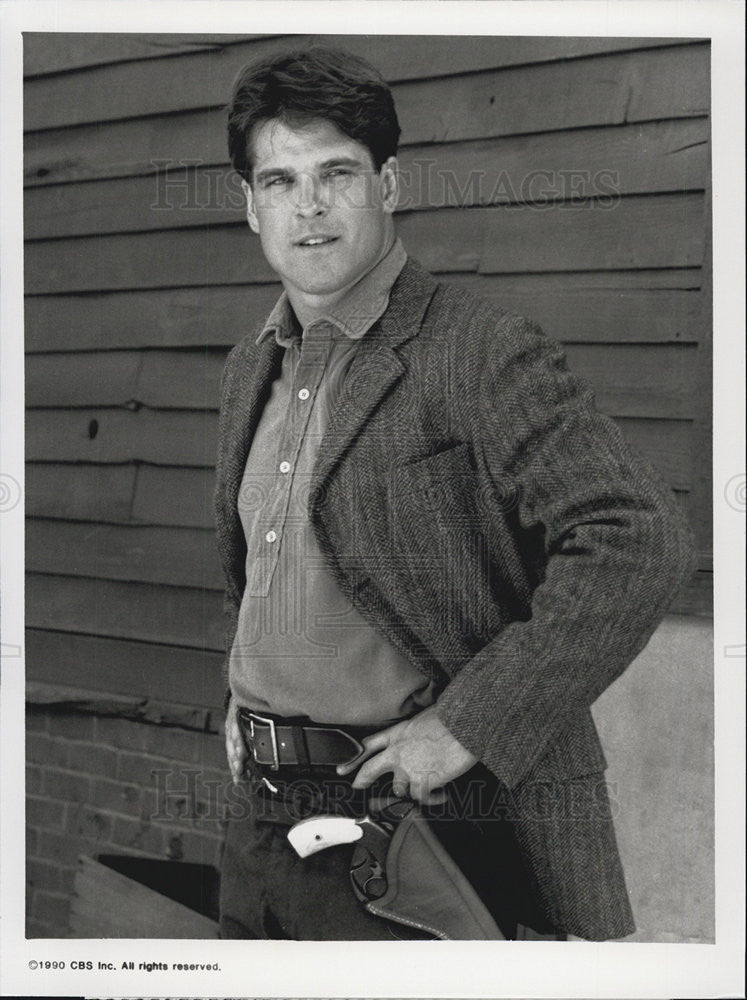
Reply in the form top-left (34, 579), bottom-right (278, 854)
top-left (294, 174), bottom-right (327, 217)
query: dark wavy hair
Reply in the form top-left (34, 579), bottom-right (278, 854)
top-left (227, 46), bottom-right (401, 182)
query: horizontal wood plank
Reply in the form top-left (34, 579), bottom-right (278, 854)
top-left (132, 465), bottom-right (216, 527)
top-left (25, 194), bottom-right (704, 294)
top-left (669, 569), bottom-right (712, 616)
top-left (24, 280), bottom-right (704, 353)
top-left (24, 37), bottom-right (701, 131)
top-left (24, 119), bottom-right (709, 239)
top-left (25, 284), bottom-right (280, 351)
top-left (24, 46), bottom-right (710, 188)
top-left (25, 225), bottom-right (274, 294)
top-left (477, 193), bottom-right (704, 273)
top-left (25, 343), bottom-right (698, 420)
top-left (24, 107), bottom-right (225, 188)
top-left (25, 463), bottom-right (137, 522)
top-left (616, 417), bottom-right (692, 491)
top-left (23, 33), bottom-right (265, 77)
top-left (26, 352), bottom-right (143, 406)
top-left (564, 344), bottom-right (698, 420)
top-left (26, 350), bottom-right (226, 410)
top-left (399, 44), bottom-right (709, 147)
top-left (447, 270), bottom-right (703, 291)
top-left (26, 409), bottom-right (218, 466)
top-left (400, 117), bottom-right (707, 206)
top-left (26, 573), bottom-right (224, 649)
top-left (447, 282), bottom-right (703, 343)
top-left (25, 629), bottom-right (224, 708)
top-left (24, 463), bottom-right (215, 527)
top-left (26, 520), bottom-right (223, 588)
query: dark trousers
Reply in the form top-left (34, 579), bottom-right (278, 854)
top-left (219, 767), bottom-right (562, 941)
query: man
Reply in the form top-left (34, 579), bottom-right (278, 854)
top-left (214, 46), bottom-right (691, 941)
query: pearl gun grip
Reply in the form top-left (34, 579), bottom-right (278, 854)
top-left (287, 815), bottom-right (364, 858)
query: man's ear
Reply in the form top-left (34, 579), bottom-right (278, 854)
top-left (241, 178), bottom-right (260, 234)
top-left (379, 156), bottom-right (399, 214)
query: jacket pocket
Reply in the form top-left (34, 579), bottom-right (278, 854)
top-left (391, 442), bottom-right (478, 528)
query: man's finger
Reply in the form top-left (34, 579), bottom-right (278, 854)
top-left (336, 728), bottom-right (391, 775)
top-left (350, 749), bottom-right (393, 789)
top-left (391, 776), bottom-right (409, 799)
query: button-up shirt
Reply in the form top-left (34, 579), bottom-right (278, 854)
top-left (229, 239), bottom-right (437, 725)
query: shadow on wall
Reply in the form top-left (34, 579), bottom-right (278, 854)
top-left (593, 614), bottom-right (714, 943)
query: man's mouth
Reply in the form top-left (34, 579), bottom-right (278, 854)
top-left (295, 235), bottom-right (339, 247)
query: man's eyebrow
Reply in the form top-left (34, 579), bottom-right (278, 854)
top-left (318, 156), bottom-right (365, 170)
top-left (254, 156), bottom-right (366, 183)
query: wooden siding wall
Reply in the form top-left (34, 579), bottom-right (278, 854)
top-left (24, 33), bottom-right (712, 707)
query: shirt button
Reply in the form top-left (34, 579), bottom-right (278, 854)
top-left (279, 461), bottom-right (291, 474)
top-left (298, 387), bottom-right (310, 401)
top-left (265, 530), bottom-right (277, 543)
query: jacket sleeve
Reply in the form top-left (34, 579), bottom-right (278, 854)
top-left (436, 317), bottom-right (695, 788)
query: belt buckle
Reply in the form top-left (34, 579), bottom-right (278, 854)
top-left (249, 712), bottom-right (280, 771)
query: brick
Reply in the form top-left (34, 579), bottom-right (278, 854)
top-left (117, 750), bottom-right (169, 786)
top-left (37, 829), bottom-right (83, 867)
top-left (48, 710), bottom-right (96, 742)
top-left (43, 768), bottom-right (90, 803)
top-left (147, 767), bottom-right (230, 828)
top-left (26, 826), bottom-right (39, 855)
top-left (26, 795), bottom-right (65, 830)
top-left (148, 773), bottom-right (197, 826)
top-left (165, 828), bottom-right (223, 867)
top-left (140, 787), bottom-right (160, 823)
top-left (111, 816), bottom-right (165, 856)
top-left (58, 866), bottom-right (77, 894)
top-left (27, 858), bottom-right (61, 892)
top-left (26, 708), bottom-right (49, 733)
top-left (140, 725), bottom-right (203, 763)
top-left (66, 741), bottom-right (118, 778)
top-left (91, 777), bottom-right (142, 816)
top-left (27, 732), bottom-right (64, 766)
top-left (75, 805), bottom-right (113, 843)
top-left (33, 891), bottom-right (70, 930)
top-left (64, 801), bottom-right (82, 834)
top-left (26, 765), bottom-right (43, 794)
top-left (95, 714), bottom-right (141, 749)
top-left (196, 734), bottom-right (230, 771)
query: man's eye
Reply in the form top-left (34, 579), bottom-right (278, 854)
top-left (326, 168), bottom-right (351, 178)
top-left (266, 176), bottom-right (289, 187)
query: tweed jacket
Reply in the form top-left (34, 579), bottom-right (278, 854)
top-left (214, 258), bottom-right (692, 938)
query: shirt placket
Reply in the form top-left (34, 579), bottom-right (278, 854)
top-left (249, 326), bottom-right (333, 597)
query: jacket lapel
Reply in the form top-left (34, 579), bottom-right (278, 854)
top-left (220, 335), bottom-right (284, 534)
top-left (309, 258), bottom-right (439, 506)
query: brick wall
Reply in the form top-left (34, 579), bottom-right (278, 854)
top-left (26, 703), bottom-right (229, 938)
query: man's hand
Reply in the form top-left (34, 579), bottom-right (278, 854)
top-left (224, 697), bottom-right (246, 784)
top-left (336, 705), bottom-right (478, 804)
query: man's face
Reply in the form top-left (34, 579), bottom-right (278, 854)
top-left (242, 117), bottom-right (398, 309)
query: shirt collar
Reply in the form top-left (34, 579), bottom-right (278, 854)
top-left (256, 237), bottom-right (407, 348)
